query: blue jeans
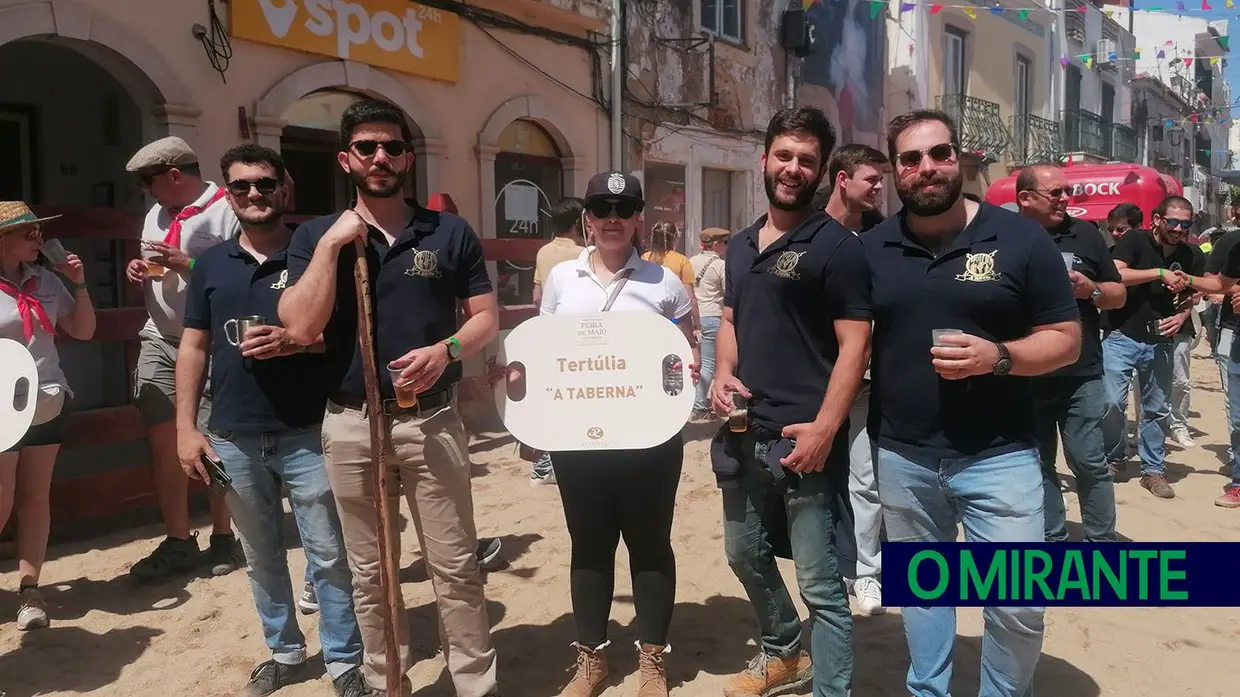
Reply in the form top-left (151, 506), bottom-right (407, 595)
top-left (1101, 331), bottom-right (1172, 475)
top-left (877, 446), bottom-right (1045, 697)
top-left (1225, 358), bottom-right (1240, 488)
top-left (1033, 376), bottom-right (1117, 542)
top-left (208, 426), bottom-right (362, 676)
top-left (694, 316), bottom-right (721, 411)
top-left (722, 434), bottom-right (852, 697)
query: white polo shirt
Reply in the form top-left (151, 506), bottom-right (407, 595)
top-left (0, 263), bottom-right (75, 424)
top-left (141, 182), bottom-right (240, 340)
top-left (540, 247), bottom-right (692, 319)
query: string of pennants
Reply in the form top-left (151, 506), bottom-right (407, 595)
top-left (827, 0), bottom-right (1240, 19)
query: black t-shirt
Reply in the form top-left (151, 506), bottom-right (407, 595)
top-left (1207, 228), bottom-right (1240, 331)
top-left (862, 203), bottom-right (1079, 460)
top-left (725, 211), bottom-right (873, 437)
top-left (1047, 217), bottom-right (1122, 377)
top-left (1107, 229), bottom-right (1206, 344)
top-left (183, 238), bottom-right (329, 432)
top-left (286, 205), bottom-right (493, 401)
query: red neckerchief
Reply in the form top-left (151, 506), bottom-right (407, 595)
top-left (0, 275), bottom-right (53, 342)
top-left (164, 186), bottom-right (228, 248)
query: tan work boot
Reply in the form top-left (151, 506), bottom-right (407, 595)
top-left (558, 641), bottom-right (610, 697)
top-left (722, 650), bottom-right (812, 697)
top-left (636, 642), bottom-right (670, 697)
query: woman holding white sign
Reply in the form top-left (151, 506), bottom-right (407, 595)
top-left (497, 171), bottom-right (697, 697)
top-left (0, 202), bottom-right (96, 631)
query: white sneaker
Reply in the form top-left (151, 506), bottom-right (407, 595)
top-left (16, 588), bottom-right (49, 630)
top-left (1171, 426), bottom-right (1195, 449)
top-left (851, 577), bottom-right (885, 616)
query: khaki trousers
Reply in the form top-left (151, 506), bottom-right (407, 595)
top-left (322, 400), bottom-right (497, 697)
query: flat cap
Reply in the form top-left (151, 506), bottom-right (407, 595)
top-left (125, 136), bottom-right (198, 173)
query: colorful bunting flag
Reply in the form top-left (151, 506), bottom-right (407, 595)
top-left (990, 3), bottom-right (1003, 14)
top-left (1228, 0), bottom-right (1235, 9)
top-left (1018, 8), bottom-right (1030, 20)
top-left (930, 4), bottom-right (943, 14)
top-left (869, 0), bottom-right (884, 18)
top-left (1060, 55), bottom-right (1069, 68)
top-left (1185, 57), bottom-right (1194, 67)
top-left (1202, 0), bottom-right (1212, 10)
top-left (1220, 36), bottom-right (1231, 50)
top-left (962, 6), bottom-right (976, 18)
top-left (900, 2), bottom-right (915, 11)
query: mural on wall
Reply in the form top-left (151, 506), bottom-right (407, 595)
top-left (799, 0), bottom-right (887, 146)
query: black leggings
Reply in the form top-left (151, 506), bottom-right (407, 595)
top-left (554, 432), bottom-right (683, 647)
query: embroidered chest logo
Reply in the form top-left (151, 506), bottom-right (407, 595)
top-left (769, 251), bottom-right (806, 279)
top-left (406, 249), bottom-right (441, 278)
top-left (270, 270), bottom-right (288, 290)
top-left (956, 251), bottom-right (1001, 282)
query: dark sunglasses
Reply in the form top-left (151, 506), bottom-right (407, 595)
top-left (227, 177), bottom-right (281, 196)
top-left (1107, 225), bottom-right (1131, 233)
top-left (586, 199), bottom-right (642, 220)
top-left (1162, 218), bottom-right (1192, 230)
top-left (896, 143), bottom-right (957, 170)
top-left (1035, 187), bottom-right (1068, 199)
top-left (349, 139), bottom-right (409, 158)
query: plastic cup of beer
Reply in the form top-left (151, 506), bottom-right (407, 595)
top-left (932, 328), bottom-right (963, 347)
top-left (1061, 252), bottom-right (1075, 271)
top-left (144, 259), bottom-right (167, 279)
top-left (388, 362), bottom-right (417, 408)
top-left (728, 392), bottom-right (748, 433)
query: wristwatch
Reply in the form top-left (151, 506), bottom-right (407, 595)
top-left (1089, 285), bottom-right (1103, 304)
top-left (442, 336), bottom-right (463, 362)
top-left (992, 342), bottom-right (1013, 376)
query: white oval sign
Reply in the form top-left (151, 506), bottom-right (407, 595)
top-left (0, 339), bottom-right (39, 452)
top-left (494, 311), bottom-right (694, 451)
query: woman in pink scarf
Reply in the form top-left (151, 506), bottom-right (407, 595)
top-left (0, 201), bottom-right (95, 631)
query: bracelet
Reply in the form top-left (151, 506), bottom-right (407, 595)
top-left (188, 258), bottom-right (196, 270)
top-left (1158, 267), bottom-right (1165, 279)
top-left (70, 282), bottom-right (88, 293)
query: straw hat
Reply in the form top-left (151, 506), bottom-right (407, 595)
top-left (0, 201), bottom-right (61, 233)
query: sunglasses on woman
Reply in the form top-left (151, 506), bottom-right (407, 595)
top-left (586, 200), bottom-right (642, 220)
top-left (349, 139), bottom-right (409, 158)
top-left (896, 143), bottom-right (957, 170)
top-left (227, 177), bottom-right (281, 196)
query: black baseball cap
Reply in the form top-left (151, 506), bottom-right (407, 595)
top-left (584, 171), bottom-right (644, 204)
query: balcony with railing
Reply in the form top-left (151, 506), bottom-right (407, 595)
top-left (1111, 123), bottom-right (1138, 163)
top-left (937, 94), bottom-right (1011, 163)
top-left (1008, 113), bottom-right (1062, 166)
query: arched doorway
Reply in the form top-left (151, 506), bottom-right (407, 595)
top-left (493, 119), bottom-right (563, 306)
top-left (0, 37), bottom-right (154, 412)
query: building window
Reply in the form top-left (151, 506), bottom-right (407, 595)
top-left (702, 168), bottom-right (733, 232)
top-left (493, 119), bottom-right (563, 307)
top-left (944, 27), bottom-right (967, 95)
top-left (1014, 56), bottom-right (1030, 118)
top-left (644, 163), bottom-right (687, 249)
top-left (701, 0), bottom-right (742, 42)
top-left (1101, 83), bottom-right (1115, 123)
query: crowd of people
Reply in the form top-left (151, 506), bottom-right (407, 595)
top-left (1, 94), bottom-right (1237, 697)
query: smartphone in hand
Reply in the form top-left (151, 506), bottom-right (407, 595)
top-left (199, 453), bottom-right (232, 497)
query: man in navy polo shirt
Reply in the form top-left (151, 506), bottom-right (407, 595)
top-left (863, 110), bottom-right (1081, 697)
top-left (709, 106), bottom-right (872, 697)
top-left (278, 99), bottom-right (501, 697)
top-left (1015, 163), bottom-right (1125, 543)
top-left (1101, 195), bottom-right (1204, 500)
top-left (176, 145), bottom-right (368, 696)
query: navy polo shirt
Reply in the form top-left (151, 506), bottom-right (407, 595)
top-left (285, 205), bottom-right (492, 401)
top-left (1046, 216), bottom-right (1122, 378)
top-left (724, 211), bottom-right (873, 435)
top-left (1107, 229), bottom-right (1206, 344)
top-left (862, 203), bottom-right (1080, 460)
top-left (183, 237), bottom-right (329, 432)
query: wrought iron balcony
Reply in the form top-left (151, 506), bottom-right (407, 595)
top-left (937, 94), bottom-right (1011, 163)
top-left (1111, 123), bottom-right (1138, 163)
top-left (1008, 114), bottom-right (1062, 166)
top-left (1061, 108), bottom-right (1107, 158)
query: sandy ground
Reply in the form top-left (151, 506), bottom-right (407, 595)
top-left (2, 350), bottom-right (1239, 697)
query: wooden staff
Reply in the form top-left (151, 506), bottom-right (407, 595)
top-left (352, 237), bottom-right (403, 697)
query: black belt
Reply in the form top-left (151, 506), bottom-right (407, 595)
top-left (331, 386), bottom-right (456, 416)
